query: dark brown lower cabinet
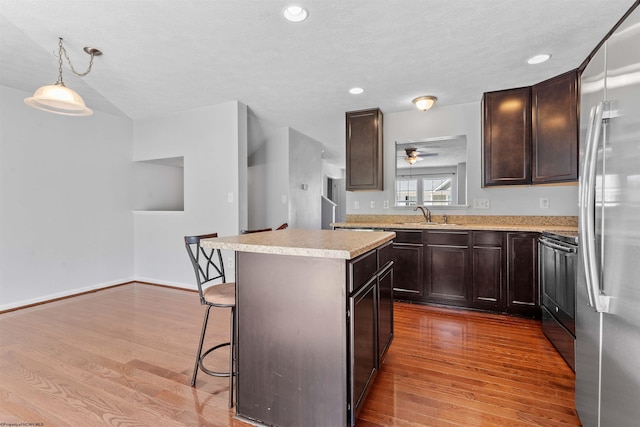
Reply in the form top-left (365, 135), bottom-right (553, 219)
top-left (424, 231), bottom-right (471, 307)
top-left (472, 231), bottom-right (505, 311)
top-left (350, 277), bottom-right (377, 420)
top-left (381, 228), bottom-right (539, 317)
top-left (506, 232), bottom-right (540, 317)
top-left (386, 230), bottom-right (424, 300)
top-left (377, 264), bottom-right (394, 361)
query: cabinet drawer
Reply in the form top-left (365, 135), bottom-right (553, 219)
top-left (426, 231), bottom-right (469, 247)
top-left (378, 241), bottom-right (394, 268)
top-left (473, 231), bottom-right (503, 247)
top-left (389, 230), bottom-right (423, 244)
top-left (349, 250), bottom-right (377, 293)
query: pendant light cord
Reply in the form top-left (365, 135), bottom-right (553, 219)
top-left (55, 37), bottom-right (97, 85)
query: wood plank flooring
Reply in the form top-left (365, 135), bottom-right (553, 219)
top-left (0, 283), bottom-right (581, 426)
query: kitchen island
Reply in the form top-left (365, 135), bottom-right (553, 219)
top-left (201, 229), bottom-right (395, 427)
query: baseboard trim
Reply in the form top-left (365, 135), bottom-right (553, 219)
top-left (0, 279), bottom-right (196, 314)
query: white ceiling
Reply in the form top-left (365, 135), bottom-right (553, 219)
top-left (1, 0), bottom-right (635, 166)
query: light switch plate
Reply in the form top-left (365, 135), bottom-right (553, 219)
top-left (354, 201), bottom-right (360, 210)
top-left (370, 201), bottom-right (375, 209)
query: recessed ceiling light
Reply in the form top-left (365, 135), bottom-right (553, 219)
top-left (349, 87), bottom-right (364, 95)
top-left (283, 5), bottom-right (309, 22)
top-left (527, 54), bottom-right (551, 65)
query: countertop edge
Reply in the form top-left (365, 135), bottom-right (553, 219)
top-left (201, 230), bottom-right (396, 260)
top-left (331, 222), bottom-right (578, 233)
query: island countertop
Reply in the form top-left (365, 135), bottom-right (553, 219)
top-left (201, 228), bottom-right (396, 259)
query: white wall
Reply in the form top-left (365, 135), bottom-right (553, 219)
top-left (133, 101), bottom-right (247, 287)
top-left (0, 85), bottom-right (135, 310)
top-left (346, 102), bottom-right (579, 216)
top-left (247, 125), bottom-right (323, 230)
top-left (289, 128), bottom-right (323, 229)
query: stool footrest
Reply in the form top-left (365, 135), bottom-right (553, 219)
top-left (195, 342), bottom-right (231, 381)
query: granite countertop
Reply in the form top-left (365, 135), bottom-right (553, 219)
top-left (331, 215), bottom-right (578, 233)
top-left (200, 229), bottom-right (396, 260)
top-left (332, 221), bottom-right (577, 233)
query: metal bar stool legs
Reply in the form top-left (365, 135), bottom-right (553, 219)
top-left (191, 304), bottom-right (235, 407)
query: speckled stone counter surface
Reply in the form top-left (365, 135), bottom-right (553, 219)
top-left (201, 229), bottom-right (395, 259)
top-left (332, 215), bottom-right (578, 233)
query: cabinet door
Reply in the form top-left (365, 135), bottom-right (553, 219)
top-left (391, 243), bottom-right (424, 300)
top-left (378, 264), bottom-right (393, 362)
top-left (532, 70), bottom-right (578, 183)
top-left (349, 279), bottom-right (377, 423)
top-left (506, 232), bottom-right (540, 317)
top-left (346, 108), bottom-right (383, 191)
top-left (424, 231), bottom-right (471, 306)
top-left (472, 231), bottom-right (504, 311)
top-left (482, 87), bottom-right (532, 186)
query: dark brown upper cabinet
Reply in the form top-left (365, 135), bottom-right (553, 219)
top-left (346, 108), bottom-right (383, 191)
top-left (531, 70), bottom-right (579, 183)
top-left (482, 70), bottom-right (579, 187)
top-left (482, 87), bottom-right (532, 186)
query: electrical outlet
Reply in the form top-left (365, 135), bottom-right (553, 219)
top-left (354, 201), bottom-right (360, 210)
top-left (383, 200), bottom-right (390, 209)
top-left (227, 192), bottom-right (234, 203)
top-left (281, 195), bottom-right (287, 204)
top-left (540, 198), bottom-right (549, 208)
top-left (473, 198), bottom-right (490, 209)
top-left (370, 201), bottom-right (375, 209)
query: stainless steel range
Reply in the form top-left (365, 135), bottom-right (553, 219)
top-left (538, 231), bottom-right (578, 371)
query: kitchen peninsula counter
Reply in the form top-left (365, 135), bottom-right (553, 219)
top-left (201, 229), bottom-right (395, 427)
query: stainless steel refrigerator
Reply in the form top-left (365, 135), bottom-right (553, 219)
top-left (577, 3), bottom-right (640, 426)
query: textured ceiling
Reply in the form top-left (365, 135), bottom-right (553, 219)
top-left (0, 0), bottom-right (636, 166)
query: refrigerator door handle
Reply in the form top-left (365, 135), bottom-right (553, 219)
top-left (579, 101), bottom-right (611, 313)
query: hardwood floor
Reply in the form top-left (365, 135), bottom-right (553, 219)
top-left (0, 284), bottom-right (581, 426)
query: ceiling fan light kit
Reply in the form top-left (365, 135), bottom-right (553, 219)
top-left (24, 37), bottom-right (102, 117)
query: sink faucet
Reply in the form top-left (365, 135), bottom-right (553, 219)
top-left (414, 206), bottom-right (431, 223)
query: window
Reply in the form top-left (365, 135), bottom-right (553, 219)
top-left (396, 179), bottom-right (417, 206)
top-left (423, 177), bottom-right (452, 205)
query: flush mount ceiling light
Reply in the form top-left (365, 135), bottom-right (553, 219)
top-left (283, 5), bottom-right (309, 22)
top-left (349, 87), bottom-right (364, 95)
top-left (412, 96), bottom-right (437, 111)
top-left (24, 37), bottom-right (102, 116)
top-left (527, 54), bottom-right (551, 65)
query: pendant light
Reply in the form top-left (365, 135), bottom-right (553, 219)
top-left (24, 37), bottom-right (102, 116)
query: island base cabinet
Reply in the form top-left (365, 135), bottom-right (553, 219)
top-left (378, 264), bottom-right (394, 361)
top-left (235, 243), bottom-right (393, 427)
top-left (236, 253), bottom-right (348, 427)
top-left (350, 278), bottom-right (377, 425)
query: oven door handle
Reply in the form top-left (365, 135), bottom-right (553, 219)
top-left (539, 238), bottom-right (577, 253)
top-left (579, 102), bottom-right (610, 313)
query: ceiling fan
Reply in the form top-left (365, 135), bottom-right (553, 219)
top-left (402, 147), bottom-right (437, 165)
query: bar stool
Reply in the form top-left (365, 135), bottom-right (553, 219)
top-left (184, 233), bottom-right (235, 407)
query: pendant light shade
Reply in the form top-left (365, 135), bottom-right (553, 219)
top-left (24, 37), bottom-right (101, 117)
top-left (25, 83), bottom-right (92, 116)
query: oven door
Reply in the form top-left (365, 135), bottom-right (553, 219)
top-left (539, 236), bottom-right (577, 370)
